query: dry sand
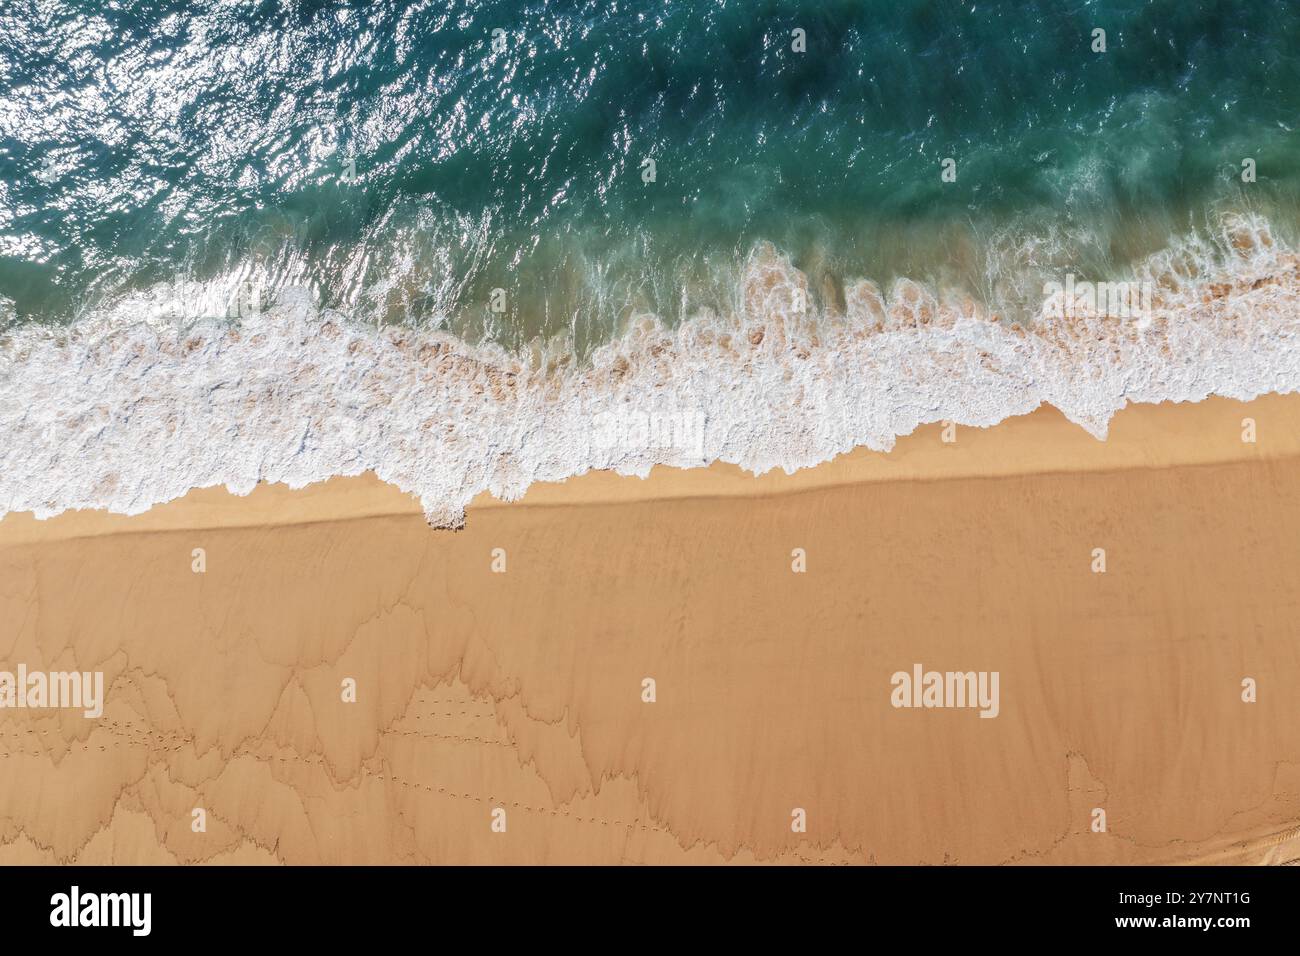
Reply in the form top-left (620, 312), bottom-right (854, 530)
top-left (2, 394), bottom-right (1300, 865)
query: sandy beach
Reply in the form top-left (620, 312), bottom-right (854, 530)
top-left (2, 393), bottom-right (1299, 865)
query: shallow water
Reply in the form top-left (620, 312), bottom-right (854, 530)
top-left (3, 0), bottom-right (1300, 340)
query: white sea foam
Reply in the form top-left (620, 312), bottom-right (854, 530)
top-left (2, 214), bottom-right (1298, 526)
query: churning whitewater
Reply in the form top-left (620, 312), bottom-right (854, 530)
top-left (2, 216), bottom-right (1298, 527)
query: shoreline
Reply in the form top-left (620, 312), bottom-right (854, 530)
top-left (4, 392), bottom-right (1299, 542)
top-left (2, 393), bottom-right (1299, 864)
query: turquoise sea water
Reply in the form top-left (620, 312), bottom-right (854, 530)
top-left (3, 0), bottom-right (1299, 350)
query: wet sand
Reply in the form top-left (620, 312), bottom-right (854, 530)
top-left (2, 394), bottom-right (1299, 865)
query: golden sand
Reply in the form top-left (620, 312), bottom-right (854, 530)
top-left (2, 394), bottom-right (1299, 865)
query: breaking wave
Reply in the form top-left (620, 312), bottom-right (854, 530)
top-left (2, 213), bottom-right (1298, 526)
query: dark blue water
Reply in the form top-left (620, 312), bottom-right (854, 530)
top-left (2, 0), bottom-right (1299, 348)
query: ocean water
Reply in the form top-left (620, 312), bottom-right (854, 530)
top-left (2, 0), bottom-right (1300, 523)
